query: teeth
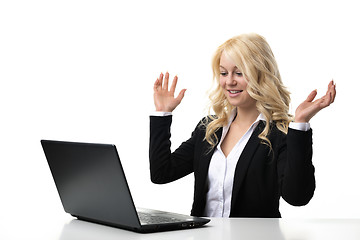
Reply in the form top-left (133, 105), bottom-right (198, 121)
top-left (229, 90), bottom-right (242, 93)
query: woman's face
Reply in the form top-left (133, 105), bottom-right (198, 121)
top-left (219, 52), bottom-right (256, 110)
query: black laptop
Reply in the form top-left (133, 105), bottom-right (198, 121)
top-left (41, 140), bottom-right (210, 233)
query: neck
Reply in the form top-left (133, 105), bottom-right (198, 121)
top-left (233, 107), bottom-right (260, 126)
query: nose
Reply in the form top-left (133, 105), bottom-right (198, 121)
top-left (225, 73), bottom-right (236, 86)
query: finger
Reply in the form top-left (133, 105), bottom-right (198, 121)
top-left (326, 80), bottom-right (334, 94)
top-left (306, 90), bottom-right (317, 102)
top-left (170, 75), bottom-right (178, 93)
top-left (158, 72), bottom-right (164, 89)
top-left (331, 83), bottom-right (336, 103)
top-left (328, 80), bottom-right (334, 89)
top-left (325, 81), bottom-right (336, 104)
top-left (153, 79), bottom-right (159, 92)
top-left (319, 91), bottom-right (332, 109)
top-left (175, 89), bottom-right (187, 102)
top-left (324, 91), bottom-right (332, 107)
top-left (163, 72), bottom-right (169, 90)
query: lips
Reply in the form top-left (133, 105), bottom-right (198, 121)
top-left (228, 90), bottom-right (243, 94)
top-left (227, 89), bottom-right (243, 97)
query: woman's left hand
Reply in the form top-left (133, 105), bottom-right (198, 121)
top-left (294, 80), bottom-right (336, 123)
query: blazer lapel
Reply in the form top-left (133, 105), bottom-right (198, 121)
top-left (230, 121), bottom-right (264, 211)
top-left (197, 128), bottom-right (223, 195)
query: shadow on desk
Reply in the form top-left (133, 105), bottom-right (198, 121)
top-left (58, 218), bottom-right (285, 240)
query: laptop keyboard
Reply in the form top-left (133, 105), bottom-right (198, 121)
top-left (138, 212), bottom-right (183, 224)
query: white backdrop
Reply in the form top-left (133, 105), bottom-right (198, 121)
top-left (1, 0), bottom-right (359, 238)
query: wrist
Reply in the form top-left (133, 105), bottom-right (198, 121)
top-left (155, 104), bottom-right (174, 112)
top-left (294, 116), bottom-right (309, 123)
top-left (294, 120), bottom-right (308, 123)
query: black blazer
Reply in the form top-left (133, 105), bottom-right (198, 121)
top-left (149, 115), bottom-right (315, 218)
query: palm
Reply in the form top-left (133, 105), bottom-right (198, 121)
top-left (295, 81), bottom-right (336, 122)
top-left (153, 72), bottom-right (186, 112)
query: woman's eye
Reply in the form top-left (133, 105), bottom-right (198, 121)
top-left (220, 72), bottom-right (227, 76)
top-left (235, 72), bottom-right (243, 76)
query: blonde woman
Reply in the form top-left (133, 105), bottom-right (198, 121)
top-left (150, 33), bottom-right (336, 218)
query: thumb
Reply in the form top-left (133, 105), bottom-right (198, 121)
top-left (176, 89), bottom-right (187, 102)
top-left (305, 89), bottom-right (317, 102)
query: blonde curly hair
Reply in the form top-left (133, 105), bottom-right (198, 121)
top-left (204, 33), bottom-right (293, 150)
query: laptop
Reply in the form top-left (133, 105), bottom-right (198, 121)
top-left (41, 140), bottom-right (210, 233)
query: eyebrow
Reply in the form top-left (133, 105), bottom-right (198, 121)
top-left (219, 65), bottom-right (240, 71)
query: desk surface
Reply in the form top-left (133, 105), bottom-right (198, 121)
top-left (54, 218), bottom-right (360, 240)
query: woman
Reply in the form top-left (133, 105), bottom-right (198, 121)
top-left (149, 33), bottom-right (336, 218)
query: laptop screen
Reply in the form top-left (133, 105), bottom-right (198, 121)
top-left (41, 140), bottom-right (141, 229)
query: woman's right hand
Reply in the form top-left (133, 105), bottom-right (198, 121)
top-left (153, 72), bottom-right (186, 112)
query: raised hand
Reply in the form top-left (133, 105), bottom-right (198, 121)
top-left (295, 80), bottom-right (336, 123)
top-left (153, 72), bottom-right (187, 112)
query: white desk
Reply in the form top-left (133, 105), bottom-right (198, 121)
top-left (56, 218), bottom-right (360, 240)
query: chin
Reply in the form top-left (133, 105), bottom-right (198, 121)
top-left (228, 100), bottom-right (256, 109)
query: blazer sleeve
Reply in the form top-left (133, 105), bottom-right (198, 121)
top-left (149, 115), bottom-right (199, 184)
top-left (278, 128), bottom-right (315, 206)
top-left (278, 128), bottom-right (316, 206)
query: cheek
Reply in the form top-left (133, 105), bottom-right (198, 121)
top-left (238, 76), bottom-right (247, 86)
top-left (219, 77), bottom-right (226, 88)
top-left (238, 77), bottom-right (249, 90)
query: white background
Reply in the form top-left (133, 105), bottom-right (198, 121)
top-left (1, 0), bottom-right (359, 239)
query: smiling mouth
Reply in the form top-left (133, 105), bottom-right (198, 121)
top-left (228, 90), bottom-right (243, 94)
